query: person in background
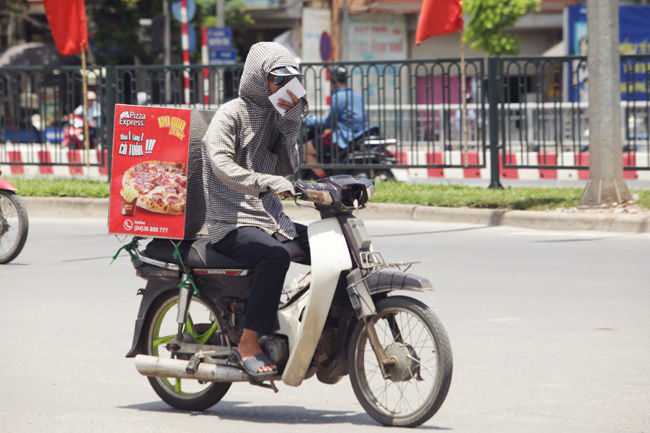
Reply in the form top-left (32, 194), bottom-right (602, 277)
top-left (72, 90), bottom-right (101, 147)
top-left (137, 91), bottom-right (149, 105)
top-left (303, 66), bottom-right (367, 177)
top-left (454, 94), bottom-right (478, 141)
top-left (577, 36), bottom-right (589, 103)
top-left (202, 42), bottom-right (310, 378)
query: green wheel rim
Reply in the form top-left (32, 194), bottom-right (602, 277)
top-left (149, 296), bottom-right (221, 397)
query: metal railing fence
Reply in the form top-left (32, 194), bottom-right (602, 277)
top-left (1, 55), bottom-right (649, 182)
top-left (497, 55), bottom-right (650, 171)
top-left (298, 57), bottom-right (488, 170)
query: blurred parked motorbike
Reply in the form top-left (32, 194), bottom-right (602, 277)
top-left (0, 170), bottom-right (29, 264)
top-left (61, 115), bottom-right (86, 149)
top-left (300, 124), bottom-right (398, 181)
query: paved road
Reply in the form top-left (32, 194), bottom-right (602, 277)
top-left (1, 218), bottom-right (649, 433)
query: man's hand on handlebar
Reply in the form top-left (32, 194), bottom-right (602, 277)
top-left (273, 190), bottom-right (293, 199)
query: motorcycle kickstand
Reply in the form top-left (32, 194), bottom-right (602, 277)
top-left (363, 317), bottom-right (396, 379)
top-left (186, 353), bottom-right (203, 375)
top-left (250, 379), bottom-right (279, 393)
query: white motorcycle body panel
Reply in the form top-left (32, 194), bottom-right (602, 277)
top-left (279, 217), bottom-right (352, 386)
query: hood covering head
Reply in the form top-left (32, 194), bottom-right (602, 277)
top-left (239, 42), bottom-right (301, 107)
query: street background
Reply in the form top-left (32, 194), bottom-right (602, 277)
top-left (1, 217), bottom-right (648, 433)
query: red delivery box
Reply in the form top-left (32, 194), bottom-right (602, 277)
top-left (108, 104), bottom-right (214, 239)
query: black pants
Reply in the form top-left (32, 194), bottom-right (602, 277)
top-left (212, 224), bottom-right (310, 336)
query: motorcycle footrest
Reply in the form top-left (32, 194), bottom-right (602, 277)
top-left (186, 354), bottom-right (201, 374)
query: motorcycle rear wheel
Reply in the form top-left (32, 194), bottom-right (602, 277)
top-left (145, 290), bottom-right (231, 411)
top-left (0, 190), bottom-right (29, 264)
top-left (348, 296), bottom-right (453, 427)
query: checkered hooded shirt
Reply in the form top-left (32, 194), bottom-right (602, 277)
top-left (202, 42), bottom-right (309, 243)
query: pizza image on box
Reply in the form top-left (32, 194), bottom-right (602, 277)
top-left (121, 160), bottom-right (187, 215)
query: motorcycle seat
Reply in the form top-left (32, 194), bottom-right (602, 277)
top-left (144, 237), bottom-right (249, 269)
top-left (187, 237), bottom-right (250, 269)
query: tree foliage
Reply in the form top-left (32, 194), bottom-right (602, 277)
top-left (195, 0), bottom-right (254, 30)
top-left (0, 0), bottom-right (28, 12)
top-left (88, 0), bottom-right (161, 64)
top-left (87, 0), bottom-right (252, 64)
top-left (462, 0), bottom-right (540, 56)
top-left (192, 0), bottom-right (254, 62)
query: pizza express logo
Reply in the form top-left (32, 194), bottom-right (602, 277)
top-left (119, 111), bottom-right (146, 127)
top-left (158, 116), bottom-right (187, 140)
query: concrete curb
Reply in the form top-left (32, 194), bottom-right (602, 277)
top-left (21, 197), bottom-right (650, 234)
top-left (23, 197), bottom-right (111, 219)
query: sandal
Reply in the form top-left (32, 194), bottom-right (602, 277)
top-left (232, 348), bottom-right (278, 378)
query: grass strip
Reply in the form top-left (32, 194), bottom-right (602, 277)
top-left (7, 177), bottom-right (110, 199)
top-left (6, 177), bottom-right (650, 211)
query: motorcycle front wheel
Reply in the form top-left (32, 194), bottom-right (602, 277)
top-left (348, 296), bottom-right (453, 427)
top-left (145, 290), bottom-right (231, 411)
top-left (0, 190), bottom-right (29, 264)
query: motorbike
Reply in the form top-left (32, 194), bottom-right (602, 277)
top-left (300, 124), bottom-right (400, 181)
top-left (117, 175), bottom-right (452, 427)
top-left (61, 115), bottom-right (87, 149)
top-left (0, 169), bottom-right (29, 264)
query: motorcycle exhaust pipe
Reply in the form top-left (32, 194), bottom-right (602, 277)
top-left (135, 355), bottom-right (249, 382)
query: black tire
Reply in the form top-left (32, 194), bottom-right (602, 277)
top-left (145, 290), bottom-right (231, 411)
top-left (349, 170), bottom-right (370, 179)
top-left (349, 169), bottom-right (393, 182)
top-left (371, 169), bottom-right (394, 182)
top-left (0, 190), bottom-right (29, 264)
top-left (348, 296), bottom-right (453, 427)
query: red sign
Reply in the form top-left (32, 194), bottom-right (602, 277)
top-left (319, 31), bottom-right (331, 62)
top-left (108, 104), bottom-right (193, 239)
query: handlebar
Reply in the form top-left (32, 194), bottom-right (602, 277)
top-left (292, 175), bottom-right (375, 215)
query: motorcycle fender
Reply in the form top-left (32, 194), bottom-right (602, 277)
top-left (345, 268), bottom-right (433, 319)
top-left (0, 177), bottom-right (17, 191)
top-left (280, 218), bottom-right (352, 387)
top-left (125, 279), bottom-right (180, 358)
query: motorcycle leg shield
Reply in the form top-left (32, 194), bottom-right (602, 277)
top-left (279, 218), bottom-right (352, 387)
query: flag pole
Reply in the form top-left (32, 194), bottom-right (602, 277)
top-left (81, 46), bottom-right (90, 168)
top-left (460, 29), bottom-right (468, 168)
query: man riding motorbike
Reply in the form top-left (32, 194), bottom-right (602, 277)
top-left (66, 90), bottom-right (101, 148)
top-left (202, 42), bottom-right (310, 377)
top-left (303, 66), bottom-right (367, 178)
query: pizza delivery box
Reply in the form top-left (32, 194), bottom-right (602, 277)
top-left (108, 104), bottom-right (215, 239)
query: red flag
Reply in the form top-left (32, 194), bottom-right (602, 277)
top-left (43, 0), bottom-right (88, 56)
top-left (416, 0), bottom-right (463, 45)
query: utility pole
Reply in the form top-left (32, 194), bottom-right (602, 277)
top-left (579, 0), bottom-right (633, 207)
top-left (341, 0), bottom-right (349, 61)
top-left (164, 0), bottom-right (172, 102)
top-left (217, 0), bottom-right (225, 27)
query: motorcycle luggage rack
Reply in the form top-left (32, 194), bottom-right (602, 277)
top-left (135, 249), bottom-right (181, 271)
top-left (359, 251), bottom-right (418, 273)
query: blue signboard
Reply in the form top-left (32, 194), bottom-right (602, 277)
top-left (172, 0), bottom-right (196, 22)
top-left (242, 0), bottom-right (277, 8)
top-left (187, 24), bottom-right (197, 55)
top-left (209, 48), bottom-right (238, 64)
top-left (206, 27), bottom-right (233, 49)
top-left (566, 5), bottom-right (650, 101)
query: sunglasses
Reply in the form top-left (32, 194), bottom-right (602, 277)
top-left (273, 75), bottom-right (300, 86)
